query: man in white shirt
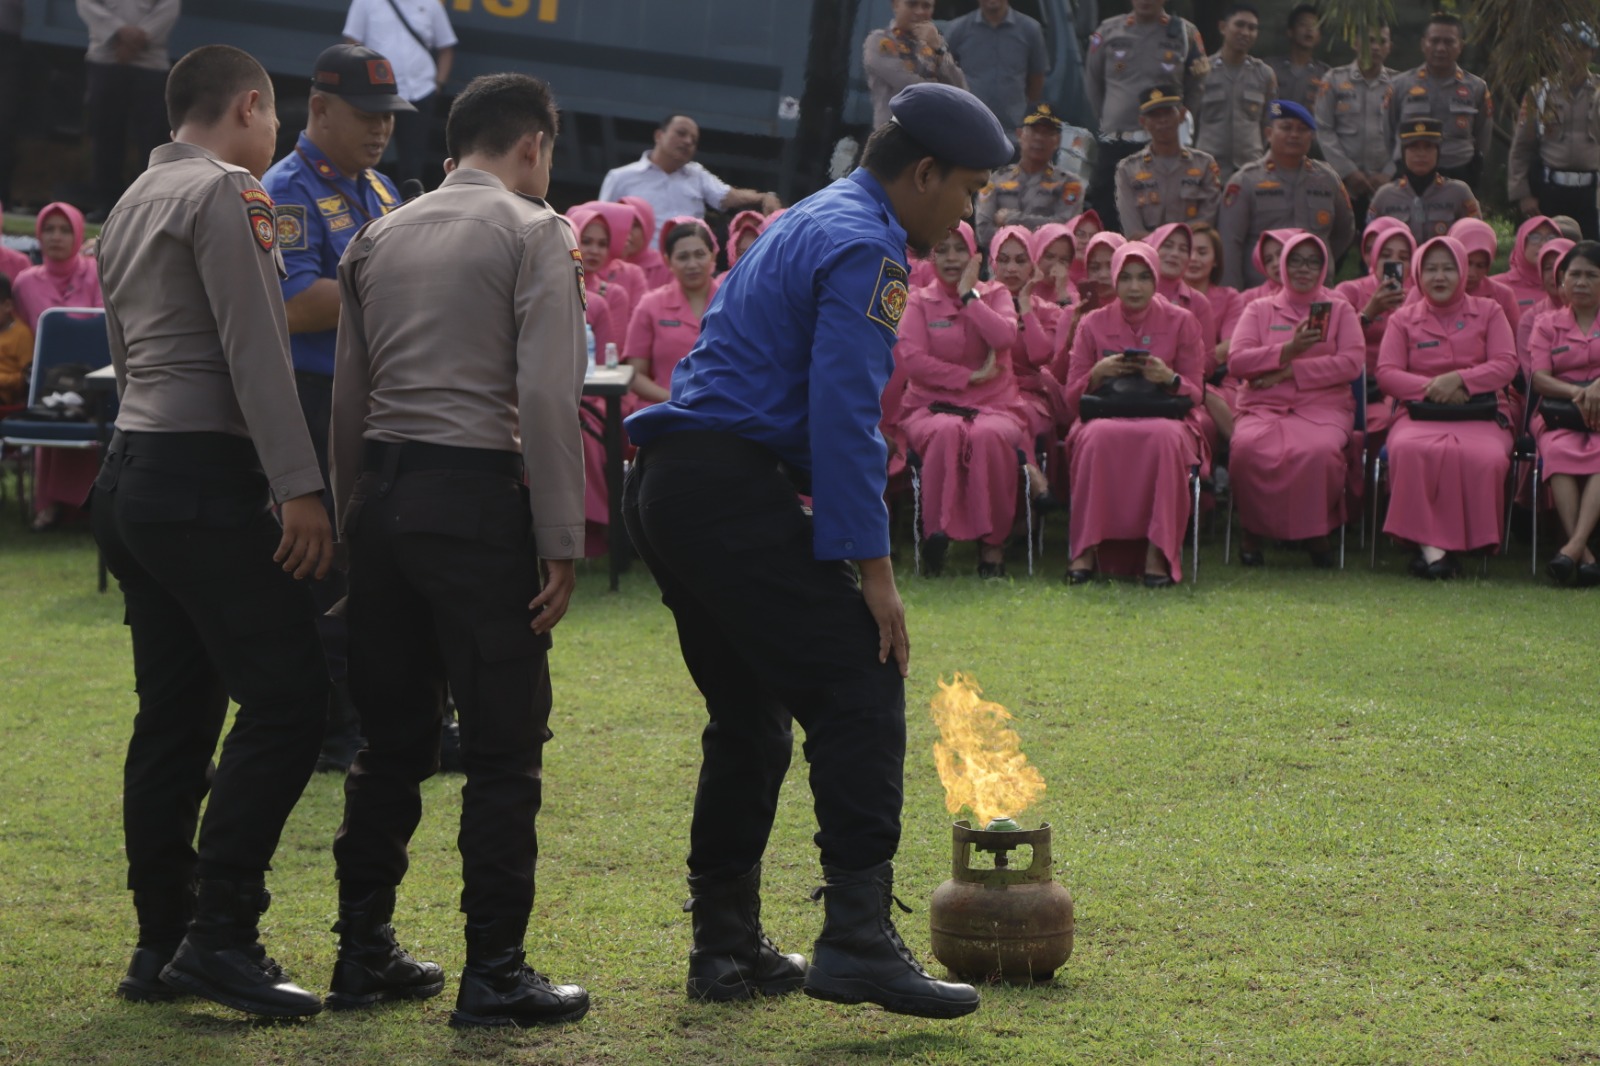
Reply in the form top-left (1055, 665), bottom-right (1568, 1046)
top-left (76, 0), bottom-right (180, 219)
top-left (343, 0), bottom-right (457, 186)
top-left (599, 115), bottom-right (780, 242)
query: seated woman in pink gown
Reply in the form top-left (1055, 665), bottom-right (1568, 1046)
top-left (1516, 239), bottom-right (1576, 365)
top-left (568, 205), bottom-right (634, 339)
top-left (617, 195), bottom-right (671, 291)
top-left (1063, 210), bottom-right (1104, 289)
top-left (1228, 233), bottom-right (1364, 567)
top-left (1450, 218), bottom-right (1522, 327)
top-left (725, 209), bottom-right (766, 269)
top-left (1495, 215), bottom-right (1561, 318)
top-left (1334, 218), bottom-right (1413, 441)
top-left (1528, 241), bottom-right (1600, 585)
top-left (1376, 236), bottom-right (1516, 579)
top-left (897, 222), bottom-right (1048, 578)
top-left (10, 201), bottom-right (102, 531)
top-left (1063, 242), bottom-right (1208, 587)
top-left (1028, 222), bottom-right (1077, 311)
top-left (988, 224), bottom-right (1064, 442)
top-left (1143, 222), bottom-right (1228, 444)
top-left (624, 220), bottom-right (720, 408)
top-left (1185, 222), bottom-right (1242, 365)
top-left (1051, 230), bottom-right (1125, 382)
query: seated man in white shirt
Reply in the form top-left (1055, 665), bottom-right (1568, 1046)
top-left (342, 0), bottom-right (457, 186)
top-left (599, 114), bottom-right (782, 242)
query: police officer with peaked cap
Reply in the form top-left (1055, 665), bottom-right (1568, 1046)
top-left (974, 103), bottom-right (1084, 249)
top-left (91, 44), bottom-right (332, 1018)
top-left (623, 82), bottom-right (1010, 1019)
top-left (1218, 99), bottom-right (1354, 288)
top-left (328, 72), bottom-right (589, 1028)
top-left (1367, 117), bottom-right (1480, 243)
top-left (261, 44), bottom-right (411, 774)
top-left (1508, 24), bottom-right (1600, 240)
top-left (1385, 11), bottom-right (1492, 188)
top-left (1115, 84), bottom-right (1224, 239)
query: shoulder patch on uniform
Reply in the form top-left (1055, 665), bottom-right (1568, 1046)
top-left (1224, 183), bottom-right (1241, 206)
top-left (247, 203), bottom-right (275, 252)
top-left (571, 247), bottom-right (587, 310)
top-left (276, 204), bottom-right (306, 251)
top-left (241, 187), bottom-right (274, 208)
top-left (866, 258), bottom-right (910, 332)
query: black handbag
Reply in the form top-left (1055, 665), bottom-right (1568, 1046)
top-left (1404, 393), bottom-right (1499, 422)
top-left (1538, 380), bottom-right (1597, 432)
top-left (1079, 374), bottom-right (1193, 422)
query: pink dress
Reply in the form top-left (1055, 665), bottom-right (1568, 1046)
top-left (1229, 265), bottom-right (1364, 540)
top-left (897, 280), bottom-right (1027, 547)
top-left (617, 195), bottom-right (672, 291)
top-left (12, 202), bottom-right (103, 520)
top-left (624, 279), bottom-right (720, 396)
top-left (1334, 226), bottom-right (1416, 440)
top-left (1493, 216), bottom-right (1558, 318)
top-left (1377, 242), bottom-right (1516, 553)
top-left (1529, 308), bottom-right (1600, 476)
top-left (1064, 281), bottom-right (1208, 579)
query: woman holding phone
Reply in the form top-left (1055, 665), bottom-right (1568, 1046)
top-left (1228, 233), bottom-right (1364, 566)
top-left (1528, 242), bottom-right (1600, 585)
top-left (1335, 219), bottom-right (1414, 441)
top-left (1062, 242), bottom-right (1208, 586)
top-left (1143, 223), bottom-right (1228, 445)
top-left (1376, 236), bottom-right (1517, 578)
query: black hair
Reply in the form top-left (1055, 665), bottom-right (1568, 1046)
top-left (1425, 11), bottom-right (1465, 35)
top-left (1221, 4), bottom-right (1261, 22)
top-left (860, 121), bottom-right (953, 182)
top-left (447, 73), bottom-right (560, 161)
top-left (663, 222), bottom-right (711, 258)
top-left (166, 45), bottom-right (273, 130)
top-left (659, 114), bottom-right (695, 132)
top-left (1558, 241), bottom-right (1600, 280)
top-left (1286, 3), bottom-right (1319, 30)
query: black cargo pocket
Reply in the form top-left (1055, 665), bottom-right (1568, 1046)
top-left (116, 467), bottom-right (200, 523)
top-left (218, 584), bottom-right (326, 705)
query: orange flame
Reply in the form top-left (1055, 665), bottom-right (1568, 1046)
top-left (930, 672), bottom-right (1046, 825)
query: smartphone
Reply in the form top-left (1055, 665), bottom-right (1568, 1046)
top-left (1078, 283), bottom-right (1096, 303)
top-left (1381, 261), bottom-right (1404, 286)
top-left (1123, 348), bottom-right (1149, 364)
top-left (1308, 302), bottom-right (1332, 334)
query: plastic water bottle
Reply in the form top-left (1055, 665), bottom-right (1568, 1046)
top-left (604, 341), bottom-right (619, 369)
top-left (585, 322), bottom-right (596, 364)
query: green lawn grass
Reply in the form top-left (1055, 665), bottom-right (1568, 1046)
top-left (1, 497), bottom-right (1596, 1065)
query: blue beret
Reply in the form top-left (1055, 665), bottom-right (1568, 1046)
top-left (888, 83), bottom-right (1017, 170)
top-left (1267, 99), bottom-right (1316, 131)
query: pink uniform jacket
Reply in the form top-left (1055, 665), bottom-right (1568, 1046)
top-left (1494, 215), bottom-right (1560, 318)
top-left (1528, 306), bottom-right (1600, 476)
top-left (11, 202), bottom-right (101, 331)
top-left (623, 278), bottom-right (721, 396)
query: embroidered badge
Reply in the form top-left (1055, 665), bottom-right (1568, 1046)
top-left (866, 258), bottom-right (910, 331)
top-left (329, 214), bottom-right (355, 232)
top-left (1317, 210), bottom-right (1332, 227)
top-left (316, 195), bottom-right (345, 217)
top-left (570, 247), bottom-right (587, 309)
top-left (241, 187), bottom-right (273, 208)
top-left (658, 319), bottom-right (682, 328)
top-left (247, 204), bottom-right (275, 251)
top-left (1224, 183), bottom-right (1241, 206)
top-left (276, 204), bottom-right (306, 251)
top-left (367, 59), bottom-right (395, 86)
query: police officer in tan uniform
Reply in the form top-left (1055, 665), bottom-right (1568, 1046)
top-left (1196, 3), bottom-right (1277, 177)
top-left (92, 44), bottom-right (331, 1018)
top-left (1265, 3), bottom-right (1330, 113)
top-left (1115, 85), bottom-right (1224, 239)
top-left (1367, 118), bottom-right (1480, 243)
top-left (1386, 12), bottom-right (1492, 188)
top-left (863, 0), bottom-right (968, 128)
top-left (328, 72), bottom-right (590, 1030)
top-left (1218, 100), bottom-right (1354, 288)
top-left (1509, 27), bottom-right (1600, 240)
top-left (1084, 0), bottom-right (1207, 232)
top-left (974, 103), bottom-right (1083, 248)
top-left (1315, 23), bottom-right (1397, 229)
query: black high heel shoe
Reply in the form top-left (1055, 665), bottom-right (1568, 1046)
top-left (1548, 552), bottom-right (1579, 586)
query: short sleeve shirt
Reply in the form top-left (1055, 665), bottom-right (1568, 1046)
top-left (341, 0), bottom-right (458, 101)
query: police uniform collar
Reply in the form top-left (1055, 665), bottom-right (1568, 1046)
top-left (151, 142), bottom-right (221, 166)
top-left (846, 168), bottom-right (908, 246)
top-left (440, 167), bottom-right (510, 192)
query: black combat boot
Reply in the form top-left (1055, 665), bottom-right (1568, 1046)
top-left (804, 862), bottom-right (979, 1019)
top-left (117, 884), bottom-right (196, 1003)
top-left (684, 863), bottom-right (807, 1002)
top-left (324, 886), bottom-right (445, 1010)
top-left (448, 916), bottom-right (589, 1028)
top-left (159, 879), bottom-right (322, 1018)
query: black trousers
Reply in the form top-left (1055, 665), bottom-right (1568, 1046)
top-left (390, 92), bottom-right (437, 188)
top-left (1438, 155), bottom-right (1483, 192)
top-left (91, 432), bottom-right (329, 891)
top-left (1533, 170), bottom-right (1600, 241)
top-left (1087, 139), bottom-right (1143, 235)
top-left (293, 371), bottom-right (347, 682)
top-left (332, 447), bottom-right (553, 920)
top-left (622, 431), bottom-right (906, 878)
top-left (84, 62), bottom-right (167, 210)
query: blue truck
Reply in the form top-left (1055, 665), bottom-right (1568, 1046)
top-left (22, 0), bottom-right (1087, 201)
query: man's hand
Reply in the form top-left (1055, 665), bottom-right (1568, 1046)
top-left (1520, 195), bottom-right (1542, 217)
top-left (858, 557), bottom-right (908, 678)
top-left (112, 25), bottom-right (148, 63)
top-left (994, 208), bottom-right (1014, 226)
top-left (528, 559), bottom-right (576, 635)
top-left (909, 21), bottom-right (944, 49)
top-left (759, 192), bottom-right (783, 213)
top-left (274, 495), bottom-right (334, 581)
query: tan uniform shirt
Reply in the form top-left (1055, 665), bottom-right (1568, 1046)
top-left (330, 168), bottom-right (587, 560)
top-left (1085, 13), bottom-right (1207, 136)
top-left (1366, 173), bottom-right (1481, 242)
top-left (1218, 156), bottom-right (1355, 288)
top-left (1508, 75), bottom-right (1600, 201)
top-left (863, 24), bottom-right (969, 128)
top-left (1113, 146), bottom-right (1224, 238)
top-left (97, 142), bottom-right (322, 503)
top-left (1195, 53), bottom-right (1276, 177)
top-left (75, 0), bottom-right (178, 71)
top-left (1387, 66), bottom-right (1494, 171)
top-left (974, 162), bottom-right (1085, 248)
top-left (1266, 56), bottom-right (1331, 113)
top-left (1315, 63), bottom-right (1398, 180)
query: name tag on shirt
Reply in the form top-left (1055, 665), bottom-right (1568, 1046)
top-left (658, 319), bottom-right (682, 327)
top-left (1552, 345), bottom-right (1571, 355)
top-left (929, 320), bottom-right (954, 329)
top-left (1415, 340), bottom-right (1440, 349)
top-left (1269, 324), bottom-right (1293, 331)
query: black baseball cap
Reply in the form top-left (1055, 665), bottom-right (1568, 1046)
top-left (311, 44), bottom-right (416, 113)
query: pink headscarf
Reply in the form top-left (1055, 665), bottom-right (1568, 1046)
top-left (1028, 223), bottom-right (1075, 303)
top-left (659, 215), bottom-right (720, 260)
top-left (987, 224), bottom-right (1033, 264)
top-left (13, 202), bottom-right (99, 330)
top-left (1506, 215), bottom-right (1559, 289)
top-left (1274, 231), bottom-right (1334, 312)
top-left (1063, 210), bottom-right (1104, 284)
top-left (1360, 216), bottom-right (1410, 261)
top-left (1368, 224), bottom-right (1416, 278)
top-left (1448, 218), bottom-right (1499, 267)
top-left (1082, 231), bottom-right (1128, 293)
top-left (1110, 241), bottom-right (1162, 324)
top-left (1539, 238), bottom-right (1576, 306)
top-left (1412, 235), bottom-right (1470, 313)
top-left (726, 210), bottom-right (766, 267)
top-left (1252, 227), bottom-right (1301, 289)
top-left (617, 195), bottom-right (664, 270)
top-left (583, 202), bottom-right (638, 264)
top-left (1142, 222), bottom-right (1195, 296)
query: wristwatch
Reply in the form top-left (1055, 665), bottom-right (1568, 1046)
top-left (961, 288), bottom-right (980, 305)
top-left (1167, 373), bottom-right (1182, 391)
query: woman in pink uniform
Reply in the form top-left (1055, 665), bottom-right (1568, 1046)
top-left (1028, 223), bottom-right (1076, 311)
top-left (0, 201), bottom-right (30, 282)
top-left (617, 195), bottom-right (672, 290)
top-left (1050, 231), bottom-right (1125, 390)
top-left (1062, 210), bottom-right (1103, 289)
top-left (989, 224), bottom-right (1063, 442)
top-left (1517, 239), bottom-right (1576, 360)
top-left (584, 200), bottom-right (650, 310)
top-left (11, 201), bottom-right (102, 531)
top-left (1143, 222), bottom-right (1227, 444)
top-left (569, 205), bottom-right (635, 341)
top-left (725, 209), bottom-right (766, 269)
top-left (1063, 242), bottom-right (1208, 587)
top-left (1377, 236), bottom-right (1516, 578)
top-left (1228, 233), bottom-right (1363, 567)
top-left (1334, 219), bottom-right (1413, 441)
top-left (1185, 223), bottom-right (1240, 358)
top-left (1449, 218), bottom-right (1521, 327)
top-left (1238, 229), bottom-right (1299, 308)
top-left (897, 221), bottom-right (1043, 578)
top-left (1529, 242), bottom-right (1600, 584)
top-left (1495, 216), bottom-right (1561, 318)
top-left (624, 221), bottom-right (720, 407)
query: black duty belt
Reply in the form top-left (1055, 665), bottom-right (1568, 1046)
top-left (109, 428), bottom-right (262, 468)
top-left (635, 430), bottom-right (813, 495)
top-left (362, 439), bottom-right (524, 480)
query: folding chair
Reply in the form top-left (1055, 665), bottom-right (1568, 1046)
top-left (1505, 394), bottom-right (1544, 577)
